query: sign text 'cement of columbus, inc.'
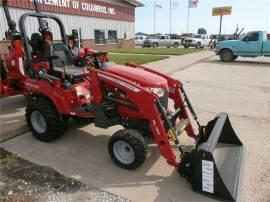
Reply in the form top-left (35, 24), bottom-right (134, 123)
top-left (30, 0), bottom-right (116, 15)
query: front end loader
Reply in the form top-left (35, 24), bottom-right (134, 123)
top-left (83, 61), bottom-right (244, 201)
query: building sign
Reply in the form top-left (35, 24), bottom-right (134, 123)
top-left (212, 6), bottom-right (232, 16)
top-left (31, 0), bottom-right (116, 15)
top-left (0, 0), bottom-right (135, 22)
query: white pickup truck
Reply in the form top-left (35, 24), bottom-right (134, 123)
top-left (143, 35), bottom-right (182, 48)
top-left (183, 34), bottom-right (210, 49)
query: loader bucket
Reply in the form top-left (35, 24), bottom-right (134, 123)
top-left (190, 113), bottom-right (244, 201)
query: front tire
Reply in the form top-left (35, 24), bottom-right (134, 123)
top-left (25, 98), bottom-right (68, 142)
top-left (108, 129), bottom-right (147, 170)
top-left (196, 42), bottom-right (201, 49)
top-left (220, 49), bottom-right (235, 62)
top-left (174, 43), bottom-right (179, 48)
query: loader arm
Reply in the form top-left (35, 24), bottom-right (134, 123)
top-left (88, 68), bottom-right (182, 166)
top-left (126, 63), bottom-right (198, 138)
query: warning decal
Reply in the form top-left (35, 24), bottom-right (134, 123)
top-left (202, 160), bottom-right (214, 193)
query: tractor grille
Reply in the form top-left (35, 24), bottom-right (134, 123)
top-left (159, 90), bottom-right (169, 109)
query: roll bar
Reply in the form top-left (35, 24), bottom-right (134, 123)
top-left (19, 13), bottom-right (68, 72)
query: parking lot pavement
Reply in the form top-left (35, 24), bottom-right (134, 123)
top-left (0, 95), bottom-right (28, 142)
top-left (145, 49), bottom-right (215, 74)
top-left (1, 56), bottom-right (270, 201)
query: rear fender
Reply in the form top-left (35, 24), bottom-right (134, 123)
top-left (24, 79), bottom-right (79, 114)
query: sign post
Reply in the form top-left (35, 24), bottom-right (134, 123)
top-left (218, 15), bottom-right (223, 42)
top-left (212, 6), bottom-right (232, 41)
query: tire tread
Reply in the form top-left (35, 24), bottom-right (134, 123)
top-left (108, 129), bottom-right (147, 170)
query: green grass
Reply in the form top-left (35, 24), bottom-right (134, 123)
top-left (109, 48), bottom-right (202, 56)
top-left (108, 54), bottom-right (169, 65)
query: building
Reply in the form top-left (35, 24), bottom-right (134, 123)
top-left (0, 0), bottom-right (143, 52)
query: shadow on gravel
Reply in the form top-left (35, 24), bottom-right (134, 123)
top-left (0, 148), bottom-right (127, 201)
top-left (203, 59), bottom-right (270, 68)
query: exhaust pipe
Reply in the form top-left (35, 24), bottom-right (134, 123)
top-left (3, 0), bottom-right (17, 33)
top-left (32, 0), bottom-right (45, 32)
top-left (178, 113), bottom-right (244, 201)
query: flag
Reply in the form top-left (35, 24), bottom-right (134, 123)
top-left (171, 1), bottom-right (178, 10)
top-left (155, 3), bottom-right (162, 9)
top-left (189, 0), bottom-right (198, 8)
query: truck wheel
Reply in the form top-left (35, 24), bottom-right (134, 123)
top-left (25, 98), bottom-right (68, 142)
top-left (153, 43), bottom-right (158, 48)
top-left (184, 45), bottom-right (189, 48)
top-left (108, 129), bottom-right (147, 170)
top-left (220, 49), bottom-right (235, 62)
top-left (174, 43), bottom-right (179, 48)
top-left (196, 42), bottom-right (201, 49)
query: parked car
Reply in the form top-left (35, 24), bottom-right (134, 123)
top-left (143, 34), bottom-right (182, 48)
top-left (183, 34), bottom-right (210, 49)
top-left (216, 31), bottom-right (270, 62)
top-left (135, 35), bottom-right (147, 46)
top-left (180, 33), bottom-right (195, 45)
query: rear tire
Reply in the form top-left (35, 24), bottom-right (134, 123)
top-left (108, 129), bottom-right (147, 170)
top-left (196, 42), bottom-right (201, 49)
top-left (184, 45), bottom-right (189, 48)
top-left (174, 43), bottom-right (179, 48)
top-left (25, 98), bottom-right (68, 142)
top-left (153, 43), bottom-right (158, 48)
top-left (220, 49), bottom-right (235, 62)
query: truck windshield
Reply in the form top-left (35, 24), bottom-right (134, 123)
top-left (194, 35), bottom-right (202, 38)
top-left (146, 36), bottom-right (158, 39)
top-left (239, 33), bottom-right (247, 40)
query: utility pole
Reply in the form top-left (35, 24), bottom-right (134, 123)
top-left (154, 1), bottom-right (156, 34)
top-left (187, 1), bottom-right (190, 33)
top-left (170, 0), bottom-right (172, 44)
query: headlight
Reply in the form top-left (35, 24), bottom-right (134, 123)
top-left (149, 87), bottom-right (165, 98)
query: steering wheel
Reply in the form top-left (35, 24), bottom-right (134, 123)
top-left (44, 55), bottom-right (59, 63)
top-left (82, 52), bottom-right (108, 69)
top-left (83, 54), bottom-right (96, 67)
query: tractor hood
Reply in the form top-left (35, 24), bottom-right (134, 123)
top-left (104, 64), bottom-right (168, 89)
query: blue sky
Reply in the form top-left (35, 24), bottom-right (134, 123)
top-left (135, 0), bottom-right (270, 35)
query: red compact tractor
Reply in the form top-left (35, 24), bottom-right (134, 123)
top-left (0, 1), bottom-right (244, 201)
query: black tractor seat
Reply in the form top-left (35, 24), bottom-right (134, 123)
top-left (50, 42), bottom-right (85, 82)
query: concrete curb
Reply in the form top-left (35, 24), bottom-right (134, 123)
top-left (0, 125), bottom-right (29, 143)
top-left (0, 95), bottom-right (28, 143)
top-left (166, 54), bottom-right (215, 75)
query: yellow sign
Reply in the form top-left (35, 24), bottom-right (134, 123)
top-left (212, 7), bottom-right (232, 16)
